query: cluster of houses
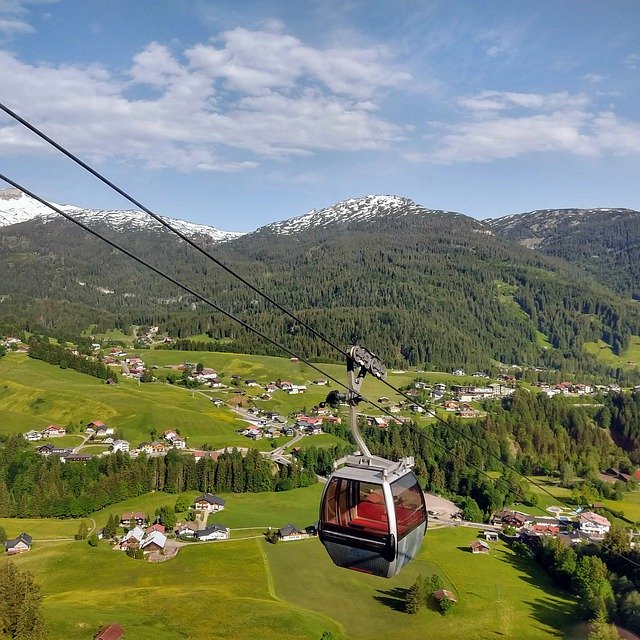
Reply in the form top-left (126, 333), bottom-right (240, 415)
top-left (238, 406), bottom-right (336, 441)
top-left (491, 508), bottom-right (612, 544)
top-left (23, 424), bottom-right (67, 441)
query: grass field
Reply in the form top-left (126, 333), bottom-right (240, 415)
top-left (0, 517), bottom-right (91, 540)
top-left (266, 526), bottom-right (580, 640)
top-left (0, 353), bottom-right (251, 448)
top-left (5, 512), bottom-right (581, 640)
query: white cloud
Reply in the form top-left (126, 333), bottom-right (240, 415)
top-left (624, 53), bottom-right (640, 70)
top-left (429, 90), bottom-right (640, 163)
top-left (0, 0), bottom-right (54, 37)
top-left (0, 26), bottom-right (409, 171)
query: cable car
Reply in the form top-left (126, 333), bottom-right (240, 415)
top-left (318, 346), bottom-right (428, 578)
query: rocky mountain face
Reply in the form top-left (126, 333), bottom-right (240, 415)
top-left (1, 189), bottom-right (639, 373)
top-left (486, 207), bottom-right (640, 299)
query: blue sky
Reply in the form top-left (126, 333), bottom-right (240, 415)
top-left (0, 0), bottom-right (639, 231)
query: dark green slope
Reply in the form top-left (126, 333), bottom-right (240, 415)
top-left (1, 196), bottom-right (638, 373)
top-left (487, 207), bottom-right (640, 299)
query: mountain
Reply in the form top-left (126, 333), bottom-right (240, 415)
top-left (486, 207), bottom-right (640, 299)
top-left (1, 189), bottom-right (639, 375)
top-left (0, 188), bottom-right (243, 243)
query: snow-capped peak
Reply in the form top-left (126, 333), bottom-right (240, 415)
top-left (0, 188), bottom-right (243, 243)
top-left (256, 194), bottom-right (449, 236)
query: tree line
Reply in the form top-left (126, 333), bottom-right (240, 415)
top-left (0, 441), bottom-right (319, 519)
top-left (27, 336), bottom-right (115, 381)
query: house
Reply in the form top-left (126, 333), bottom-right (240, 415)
top-left (121, 512), bottom-right (146, 527)
top-left (483, 531), bottom-right (499, 542)
top-left (244, 379), bottom-right (260, 387)
top-left (176, 523), bottom-right (199, 537)
top-left (433, 589), bottom-right (457, 604)
top-left (94, 426), bottom-right (115, 438)
top-left (111, 439), bottom-right (130, 453)
top-left (140, 530), bottom-right (167, 553)
top-left (146, 524), bottom-right (166, 535)
top-left (60, 454), bottom-right (92, 463)
top-left (119, 526), bottom-right (145, 550)
top-left (164, 429), bottom-right (179, 442)
top-left (313, 379), bottom-right (328, 386)
top-left (469, 539), bottom-right (490, 554)
top-left (579, 511), bottom-right (611, 536)
top-left (94, 623), bottom-right (124, 640)
top-left (195, 524), bottom-right (230, 541)
top-left (277, 523), bottom-right (309, 541)
top-left (86, 420), bottom-right (106, 432)
top-left (43, 425), bottom-right (66, 437)
top-left (36, 444), bottom-right (73, 457)
top-left (193, 493), bottom-right (226, 512)
top-left (492, 509), bottom-right (527, 528)
top-left (5, 533), bottom-right (32, 554)
top-left (23, 430), bottom-right (43, 442)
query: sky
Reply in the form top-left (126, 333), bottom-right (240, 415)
top-left (0, 0), bottom-right (639, 232)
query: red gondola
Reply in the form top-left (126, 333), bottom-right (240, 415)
top-left (317, 346), bottom-right (428, 578)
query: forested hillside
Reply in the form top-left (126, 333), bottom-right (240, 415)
top-left (2, 195), bottom-right (640, 374)
top-left (487, 208), bottom-right (640, 299)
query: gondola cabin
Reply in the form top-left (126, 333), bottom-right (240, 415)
top-left (318, 456), bottom-right (427, 578)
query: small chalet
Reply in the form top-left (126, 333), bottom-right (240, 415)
top-left (86, 420), bottom-right (106, 433)
top-left (94, 425), bottom-right (115, 438)
top-left (469, 539), bottom-right (490, 554)
top-left (121, 511), bottom-right (146, 527)
top-left (119, 526), bottom-right (145, 550)
top-left (23, 430), bottom-right (42, 442)
top-left (483, 531), bottom-right (499, 542)
top-left (433, 589), bottom-right (457, 604)
top-left (193, 493), bottom-right (226, 512)
top-left (277, 524), bottom-right (309, 541)
top-left (94, 623), bottom-right (124, 640)
top-left (5, 533), bottom-right (32, 554)
top-left (195, 524), bottom-right (230, 541)
top-left (313, 379), bottom-right (328, 386)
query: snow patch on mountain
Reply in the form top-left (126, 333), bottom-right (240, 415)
top-left (0, 188), bottom-right (242, 243)
top-left (255, 195), bottom-right (456, 236)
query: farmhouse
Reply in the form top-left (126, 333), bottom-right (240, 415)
top-left (193, 493), bottom-right (226, 512)
top-left (94, 623), bottom-right (124, 640)
top-left (86, 420), bottom-right (106, 432)
top-left (5, 533), bottom-right (32, 554)
top-left (36, 444), bottom-right (73, 457)
top-left (43, 425), bottom-right (66, 437)
top-left (23, 430), bottom-right (42, 442)
top-left (579, 511), bottom-right (611, 536)
top-left (121, 512), bottom-right (146, 527)
top-left (469, 539), bottom-right (490, 554)
top-left (141, 530), bottom-right (167, 553)
top-left (277, 524), bottom-right (309, 541)
top-left (195, 524), bottom-right (230, 541)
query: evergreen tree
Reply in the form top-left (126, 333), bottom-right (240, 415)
top-left (405, 576), bottom-right (424, 614)
top-left (0, 559), bottom-right (46, 639)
